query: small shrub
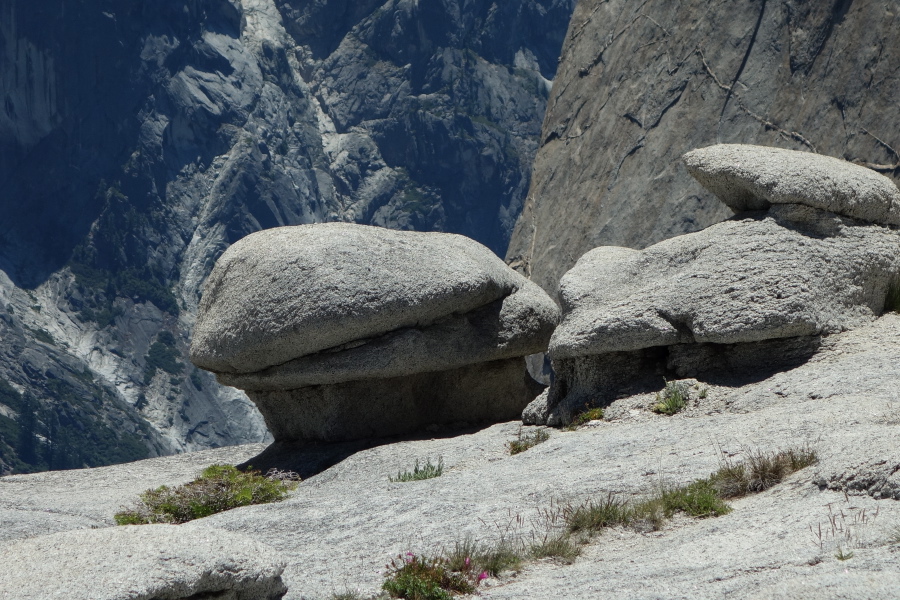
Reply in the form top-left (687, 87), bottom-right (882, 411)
top-left (390, 457), bottom-right (444, 483)
top-left (508, 427), bottom-right (550, 455)
top-left (652, 381), bottom-right (689, 415)
top-left (382, 553), bottom-right (483, 600)
top-left (114, 464), bottom-right (299, 525)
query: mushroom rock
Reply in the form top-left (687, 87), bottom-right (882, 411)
top-left (192, 223), bottom-right (559, 442)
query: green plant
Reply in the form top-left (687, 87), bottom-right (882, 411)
top-left (835, 547), bottom-right (854, 561)
top-left (382, 553), bottom-right (483, 600)
top-left (698, 386), bottom-right (708, 399)
top-left (445, 536), bottom-right (522, 576)
top-left (114, 464), bottom-right (299, 525)
top-left (390, 457), bottom-right (444, 483)
top-left (569, 407), bottom-right (605, 428)
top-left (507, 427), bottom-right (550, 455)
top-left (712, 446), bottom-right (818, 498)
top-left (657, 479), bottom-right (731, 518)
top-left (652, 381), bottom-right (689, 415)
top-left (527, 531), bottom-right (581, 562)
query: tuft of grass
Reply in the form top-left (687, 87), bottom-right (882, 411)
top-left (571, 407), bottom-right (604, 426)
top-left (382, 553), bottom-right (482, 600)
top-left (657, 479), bottom-right (732, 518)
top-left (652, 381), bottom-right (689, 415)
top-left (507, 427), bottom-right (550, 455)
top-left (114, 464), bottom-right (299, 525)
top-left (561, 445), bottom-right (817, 538)
top-left (889, 525), bottom-right (900, 545)
top-left (527, 531), bottom-right (581, 563)
top-left (445, 536), bottom-right (522, 576)
top-left (835, 547), bottom-right (854, 561)
top-left (390, 457), bottom-right (444, 483)
top-left (563, 492), bottom-right (632, 534)
top-left (711, 446), bottom-right (818, 499)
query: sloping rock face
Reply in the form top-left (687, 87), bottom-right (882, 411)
top-left (192, 224), bottom-right (557, 442)
top-left (0, 0), bottom-right (575, 471)
top-left (0, 525), bottom-right (287, 599)
top-left (506, 0), bottom-right (900, 297)
top-left (6, 314), bottom-right (900, 599)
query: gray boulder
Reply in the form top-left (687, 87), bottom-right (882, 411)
top-left (550, 204), bottom-right (900, 361)
top-left (192, 223), bottom-right (558, 442)
top-left (532, 185), bottom-right (900, 425)
top-left (0, 524), bottom-right (287, 600)
top-left (684, 144), bottom-right (900, 226)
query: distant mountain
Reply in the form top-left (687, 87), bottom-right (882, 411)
top-left (0, 0), bottom-right (575, 473)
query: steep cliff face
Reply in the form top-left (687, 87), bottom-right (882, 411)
top-left (0, 0), bottom-right (575, 472)
top-left (506, 0), bottom-right (900, 296)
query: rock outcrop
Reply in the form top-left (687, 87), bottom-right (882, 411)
top-left (507, 0), bottom-right (900, 299)
top-left (192, 223), bottom-right (559, 442)
top-left (528, 145), bottom-right (900, 425)
top-left (0, 525), bottom-right (287, 600)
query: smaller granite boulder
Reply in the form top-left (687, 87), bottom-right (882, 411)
top-left (550, 204), bottom-right (900, 360)
top-left (0, 525), bottom-right (288, 600)
top-left (529, 145), bottom-right (900, 426)
top-left (683, 144), bottom-right (900, 226)
top-left (192, 223), bottom-right (559, 442)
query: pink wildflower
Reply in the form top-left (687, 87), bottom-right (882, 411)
top-left (478, 571), bottom-right (488, 581)
top-left (464, 557), bottom-right (471, 567)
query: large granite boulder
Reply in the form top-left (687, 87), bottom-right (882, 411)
top-left (192, 223), bottom-right (559, 442)
top-left (528, 146), bottom-right (900, 425)
top-left (0, 525), bottom-right (287, 600)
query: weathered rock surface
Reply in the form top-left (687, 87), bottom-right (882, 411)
top-left (550, 204), bottom-right (900, 360)
top-left (507, 0), bottom-right (900, 298)
top-left (684, 144), bottom-right (900, 225)
top-left (0, 524), bottom-right (287, 600)
top-left (192, 223), bottom-right (557, 377)
top-left (5, 315), bottom-right (900, 599)
top-left (193, 224), bottom-right (557, 442)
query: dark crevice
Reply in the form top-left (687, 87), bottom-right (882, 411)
top-left (720, 0), bottom-right (767, 119)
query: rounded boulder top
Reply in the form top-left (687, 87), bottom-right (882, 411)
top-left (191, 223), bottom-right (526, 374)
top-left (683, 144), bottom-right (900, 226)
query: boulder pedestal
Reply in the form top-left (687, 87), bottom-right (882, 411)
top-left (247, 358), bottom-right (544, 443)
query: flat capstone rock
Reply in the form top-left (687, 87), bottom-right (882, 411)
top-left (191, 223), bottom-right (558, 380)
top-left (0, 524), bottom-right (288, 600)
top-left (683, 144), bottom-right (900, 226)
